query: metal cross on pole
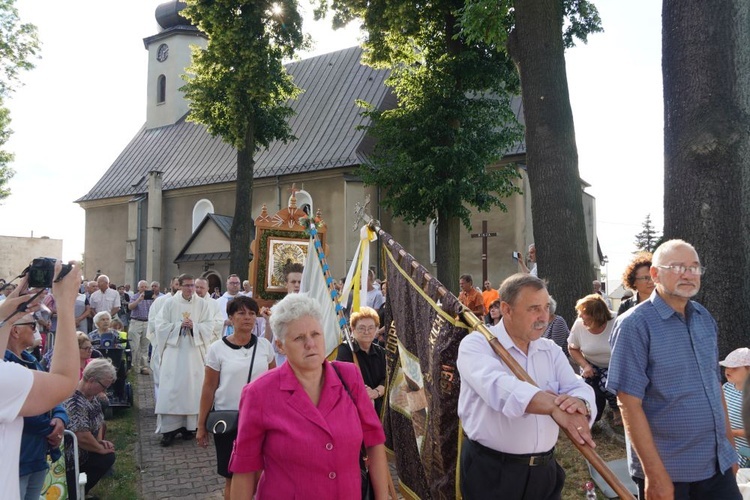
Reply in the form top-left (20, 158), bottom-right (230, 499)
top-left (470, 220), bottom-right (498, 283)
top-left (352, 194), bottom-right (375, 231)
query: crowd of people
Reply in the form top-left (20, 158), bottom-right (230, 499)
top-left (3, 236), bottom-right (749, 500)
top-left (454, 240), bottom-right (749, 499)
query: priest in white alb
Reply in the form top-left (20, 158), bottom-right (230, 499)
top-left (154, 274), bottom-right (214, 447)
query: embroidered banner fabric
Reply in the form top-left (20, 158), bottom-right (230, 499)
top-left (381, 241), bottom-right (468, 499)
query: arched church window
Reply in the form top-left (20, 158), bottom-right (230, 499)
top-left (157, 75), bottom-right (166, 104)
top-left (289, 190), bottom-right (313, 216)
top-left (192, 199), bottom-right (214, 232)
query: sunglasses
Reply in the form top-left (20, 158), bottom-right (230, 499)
top-left (14, 321), bottom-right (37, 328)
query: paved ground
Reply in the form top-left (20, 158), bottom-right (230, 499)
top-left (135, 373), bottom-right (402, 499)
top-left (135, 374), bottom-right (224, 499)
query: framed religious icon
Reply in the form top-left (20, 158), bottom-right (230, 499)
top-left (265, 237), bottom-right (310, 291)
top-left (248, 186), bottom-right (327, 305)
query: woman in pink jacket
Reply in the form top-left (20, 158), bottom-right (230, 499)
top-left (229, 294), bottom-right (388, 499)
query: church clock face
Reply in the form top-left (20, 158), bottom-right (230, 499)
top-left (156, 44), bottom-right (169, 62)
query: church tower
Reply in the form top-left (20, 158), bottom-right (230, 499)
top-left (143, 1), bottom-right (207, 129)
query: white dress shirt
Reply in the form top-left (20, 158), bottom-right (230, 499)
top-left (457, 321), bottom-right (596, 454)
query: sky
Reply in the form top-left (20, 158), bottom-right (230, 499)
top-left (0, 0), bottom-right (663, 291)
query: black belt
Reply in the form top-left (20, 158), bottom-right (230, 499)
top-left (467, 438), bottom-right (554, 467)
top-left (131, 318), bottom-right (148, 322)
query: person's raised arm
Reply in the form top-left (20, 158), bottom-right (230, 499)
top-left (517, 251), bottom-right (530, 274)
top-left (20, 262), bottom-right (82, 416)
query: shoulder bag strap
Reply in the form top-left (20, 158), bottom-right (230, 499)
top-left (246, 337), bottom-right (259, 383)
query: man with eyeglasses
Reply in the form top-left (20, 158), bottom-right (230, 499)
top-left (608, 240), bottom-right (740, 500)
top-left (154, 274), bottom-right (214, 446)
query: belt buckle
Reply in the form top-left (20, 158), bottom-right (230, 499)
top-left (529, 456), bottom-right (539, 466)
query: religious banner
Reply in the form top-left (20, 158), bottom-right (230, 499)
top-left (381, 240), bottom-right (469, 499)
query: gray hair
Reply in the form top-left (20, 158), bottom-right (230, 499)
top-left (653, 239), bottom-right (697, 266)
top-left (269, 293), bottom-right (323, 344)
top-left (93, 311), bottom-right (111, 326)
top-left (498, 273), bottom-right (546, 306)
top-left (548, 296), bottom-right (558, 315)
top-left (82, 358), bottom-right (117, 383)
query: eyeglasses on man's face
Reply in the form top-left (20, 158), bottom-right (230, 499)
top-left (14, 321), bottom-right (37, 329)
top-left (656, 265), bottom-right (706, 276)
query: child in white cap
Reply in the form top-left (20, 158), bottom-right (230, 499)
top-left (721, 347), bottom-right (750, 468)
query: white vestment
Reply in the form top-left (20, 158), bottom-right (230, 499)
top-left (154, 292), bottom-right (213, 433)
top-left (147, 292), bottom-right (171, 398)
top-left (201, 295), bottom-right (224, 343)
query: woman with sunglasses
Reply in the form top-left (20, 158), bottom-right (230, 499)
top-left (618, 252), bottom-right (654, 315)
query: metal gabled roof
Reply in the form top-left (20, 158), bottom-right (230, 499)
top-left (77, 46), bottom-right (392, 203)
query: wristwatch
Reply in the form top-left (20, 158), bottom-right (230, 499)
top-left (577, 398), bottom-right (591, 417)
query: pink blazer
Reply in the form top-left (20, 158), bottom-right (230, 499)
top-left (229, 361), bottom-right (385, 498)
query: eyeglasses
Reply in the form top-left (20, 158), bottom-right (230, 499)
top-left (80, 346), bottom-right (93, 351)
top-left (634, 276), bottom-right (653, 282)
top-left (656, 265), bottom-right (706, 276)
top-left (14, 321), bottom-right (37, 329)
top-left (228, 281), bottom-right (241, 286)
top-left (94, 379), bottom-right (111, 390)
top-left (355, 326), bottom-right (378, 334)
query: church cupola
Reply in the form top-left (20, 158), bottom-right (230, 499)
top-left (143, 1), bottom-right (206, 129)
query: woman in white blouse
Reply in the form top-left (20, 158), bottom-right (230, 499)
top-left (196, 296), bottom-right (275, 500)
top-left (568, 294), bottom-right (619, 425)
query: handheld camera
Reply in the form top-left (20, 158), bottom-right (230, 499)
top-left (25, 258), bottom-right (73, 288)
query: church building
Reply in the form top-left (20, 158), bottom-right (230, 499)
top-left (76, 0), bottom-right (603, 293)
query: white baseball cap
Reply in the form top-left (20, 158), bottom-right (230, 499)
top-left (719, 348), bottom-right (750, 368)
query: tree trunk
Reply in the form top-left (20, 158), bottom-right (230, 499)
top-left (508, 0), bottom-right (593, 324)
top-left (662, 0), bottom-right (750, 357)
top-left (230, 124), bottom-right (256, 280)
top-left (436, 212), bottom-right (461, 295)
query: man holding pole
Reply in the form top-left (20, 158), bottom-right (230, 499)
top-left (457, 273), bottom-right (596, 499)
top-left (608, 240), bottom-right (740, 500)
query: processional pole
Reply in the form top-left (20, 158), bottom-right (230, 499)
top-left (302, 211), bottom-right (399, 500)
top-left (352, 198), bottom-right (635, 500)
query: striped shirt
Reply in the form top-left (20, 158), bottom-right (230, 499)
top-left (607, 292), bottom-right (736, 482)
top-left (723, 382), bottom-right (749, 468)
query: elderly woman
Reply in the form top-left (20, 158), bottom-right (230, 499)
top-left (197, 296), bottom-right (275, 499)
top-left (617, 252), bottom-right (654, 315)
top-left (89, 311), bottom-right (120, 346)
top-left (63, 359), bottom-right (117, 500)
top-left (568, 294), bottom-right (619, 424)
top-left (229, 294), bottom-right (388, 499)
top-left (484, 298), bottom-right (502, 327)
top-left (542, 296), bottom-right (570, 356)
top-left (337, 306), bottom-right (387, 416)
top-left (4, 314), bottom-right (68, 500)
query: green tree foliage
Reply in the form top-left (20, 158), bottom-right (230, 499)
top-left (633, 213), bottom-right (661, 253)
top-left (458, 0), bottom-right (602, 325)
top-left (181, 0), bottom-right (306, 278)
top-left (0, 0), bottom-right (39, 201)
top-left (318, 0), bottom-right (524, 291)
